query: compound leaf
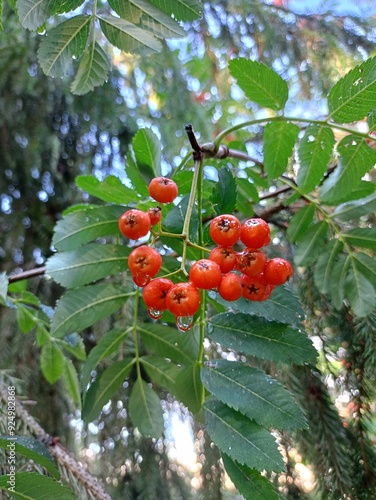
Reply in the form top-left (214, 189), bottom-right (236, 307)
top-left (46, 243), bottom-right (129, 289)
top-left (76, 175), bottom-right (135, 204)
top-left (263, 121), bottom-right (299, 178)
top-left (297, 125), bottom-right (335, 193)
top-left (129, 378), bottom-right (164, 438)
top-left (207, 313), bottom-right (316, 365)
top-left (328, 56), bottom-right (376, 123)
top-left (52, 205), bottom-right (125, 251)
top-left (222, 455), bottom-right (279, 500)
top-left (320, 135), bottom-right (376, 204)
top-left (204, 399), bottom-right (284, 472)
top-left (99, 15), bottom-right (161, 55)
top-left (71, 41), bottom-right (111, 95)
top-left (0, 472), bottom-right (74, 499)
top-left (82, 358), bottom-right (134, 422)
top-left (201, 360), bottom-right (307, 430)
top-left (38, 15), bottom-right (90, 77)
top-left (229, 58), bottom-right (288, 110)
top-left (51, 284), bottom-right (132, 337)
top-left (40, 340), bottom-right (64, 384)
top-left (294, 221), bottom-right (328, 266)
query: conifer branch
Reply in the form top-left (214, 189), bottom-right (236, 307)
top-left (0, 384), bottom-right (111, 500)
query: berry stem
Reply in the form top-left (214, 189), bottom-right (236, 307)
top-left (180, 157), bottom-right (203, 272)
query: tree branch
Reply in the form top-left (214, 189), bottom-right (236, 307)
top-left (0, 385), bottom-right (111, 500)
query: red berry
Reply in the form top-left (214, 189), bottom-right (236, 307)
top-left (148, 177), bottom-right (178, 203)
top-left (143, 278), bottom-right (173, 311)
top-left (236, 248), bottom-right (266, 277)
top-left (128, 245), bottom-right (162, 278)
top-left (119, 209), bottom-right (151, 240)
top-left (241, 274), bottom-right (274, 301)
top-left (218, 272), bottom-right (243, 301)
top-left (209, 246), bottom-right (237, 273)
top-left (189, 259), bottom-right (222, 290)
top-left (166, 282), bottom-right (201, 316)
top-left (147, 207), bottom-right (162, 225)
top-left (263, 258), bottom-right (293, 285)
top-left (209, 214), bottom-right (241, 246)
top-left (240, 218), bottom-right (271, 248)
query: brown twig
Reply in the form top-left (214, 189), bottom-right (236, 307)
top-left (8, 266), bottom-right (46, 283)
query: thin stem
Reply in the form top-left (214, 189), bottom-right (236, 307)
top-left (132, 288), bottom-right (142, 379)
top-left (213, 115), bottom-right (375, 149)
top-left (180, 158), bottom-right (203, 273)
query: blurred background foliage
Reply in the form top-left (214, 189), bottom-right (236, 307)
top-left (1, 0), bottom-right (376, 498)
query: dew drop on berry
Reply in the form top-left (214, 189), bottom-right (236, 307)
top-left (132, 273), bottom-right (150, 287)
top-left (148, 308), bottom-right (163, 320)
top-left (176, 315), bottom-right (194, 332)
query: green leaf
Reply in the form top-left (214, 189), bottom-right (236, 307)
top-left (139, 323), bottom-right (199, 365)
top-left (82, 358), bottom-right (134, 422)
top-left (133, 128), bottom-right (161, 179)
top-left (148, 0), bottom-right (202, 21)
top-left (108, 0), bottom-right (186, 39)
top-left (40, 340), bottom-right (64, 384)
top-left (329, 254), bottom-right (350, 310)
top-left (204, 399), bottom-right (284, 472)
top-left (16, 305), bottom-right (36, 334)
top-left (175, 362), bottom-right (203, 414)
top-left (0, 472), bottom-right (75, 499)
top-left (345, 265), bottom-right (375, 317)
top-left (201, 360), bottom-right (307, 430)
top-left (71, 41), bottom-right (111, 95)
top-left (210, 166), bottom-right (237, 215)
top-left (51, 1), bottom-right (85, 15)
top-left (229, 58), bottom-right (288, 111)
top-left (37, 15), bottom-right (90, 77)
top-left (76, 175), bottom-right (136, 204)
top-left (263, 121), bottom-right (299, 178)
top-left (236, 177), bottom-right (259, 215)
top-left (125, 151), bottom-right (149, 196)
top-left (368, 109), bottom-right (376, 131)
top-left (0, 272), bottom-right (7, 305)
top-left (0, 436), bottom-right (59, 479)
top-left (314, 240), bottom-right (344, 295)
top-left (52, 205), bottom-right (125, 251)
top-left (332, 192), bottom-right (376, 221)
top-left (222, 455), bottom-right (279, 500)
top-left (286, 204), bottom-right (315, 243)
top-left (62, 358), bottom-right (81, 407)
top-left (320, 135), bottom-right (376, 204)
top-left (51, 284), bottom-right (133, 338)
top-left (82, 327), bottom-right (130, 391)
top-left (214, 286), bottom-right (304, 326)
top-left (352, 252), bottom-right (376, 289)
top-left (99, 15), bottom-right (161, 55)
top-left (294, 221), bottom-right (329, 266)
top-left (140, 355), bottom-right (181, 395)
top-left (297, 125), bottom-right (335, 193)
top-left (57, 333), bottom-right (86, 361)
top-left (129, 378), bottom-right (164, 438)
top-left (207, 313), bottom-right (316, 365)
top-left (46, 243), bottom-right (130, 289)
top-left (16, 0), bottom-right (53, 30)
top-left (342, 228), bottom-right (376, 251)
top-left (328, 56), bottom-right (376, 123)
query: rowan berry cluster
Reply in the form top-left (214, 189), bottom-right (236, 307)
top-left (118, 176), bottom-right (293, 332)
